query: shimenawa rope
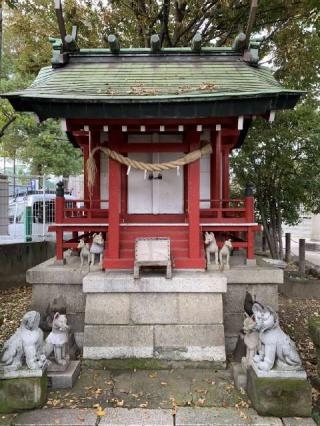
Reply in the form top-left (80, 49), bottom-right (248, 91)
top-left (86, 143), bottom-right (213, 196)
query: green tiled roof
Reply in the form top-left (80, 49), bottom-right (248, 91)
top-left (3, 48), bottom-right (302, 119)
top-left (14, 56), bottom-right (291, 100)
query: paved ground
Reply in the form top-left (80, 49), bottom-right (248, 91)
top-left (5, 407), bottom-right (317, 426)
top-left (1, 367), bottom-right (316, 425)
top-left (45, 367), bottom-right (248, 409)
top-left (283, 218), bottom-right (320, 268)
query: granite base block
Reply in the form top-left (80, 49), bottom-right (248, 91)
top-left (247, 366), bottom-right (312, 417)
top-left (0, 374), bottom-right (47, 413)
top-left (232, 362), bottom-right (247, 390)
top-left (47, 360), bottom-right (80, 389)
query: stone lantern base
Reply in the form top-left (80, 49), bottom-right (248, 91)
top-left (0, 367), bottom-right (47, 414)
top-left (247, 365), bottom-right (312, 418)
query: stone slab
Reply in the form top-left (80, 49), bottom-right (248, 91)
top-left (13, 408), bottom-right (97, 425)
top-left (232, 362), bottom-right (247, 390)
top-left (83, 325), bottom-right (154, 359)
top-left (175, 407), bottom-right (283, 425)
top-left (178, 293), bottom-right (223, 324)
top-left (99, 408), bottom-right (172, 425)
top-left (223, 283), bottom-right (278, 314)
top-left (27, 256), bottom-right (89, 285)
top-left (83, 271), bottom-right (227, 293)
top-left (247, 366), bottom-right (312, 417)
top-left (154, 325), bottom-right (226, 362)
top-left (98, 408), bottom-right (283, 426)
top-left (282, 418), bottom-right (316, 425)
top-left (223, 266), bottom-right (283, 284)
top-left (32, 284), bottom-right (85, 314)
top-left (47, 360), bottom-right (81, 389)
top-left (251, 361), bottom-right (307, 379)
top-left (130, 293), bottom-right (178, 324)
top-left (85, 294), bottom-right (130, 324)
top-left (0, 375), bottom-right (47, 414)
top-left (0, 365), bottom-right (46, 380)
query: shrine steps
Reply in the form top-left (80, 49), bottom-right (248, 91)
top-left (104, 227), bottom-right (206, 270)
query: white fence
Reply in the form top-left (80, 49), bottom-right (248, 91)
top-left (0, 174), bottom-right (83, 243)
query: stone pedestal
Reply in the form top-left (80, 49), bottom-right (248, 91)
top-left (232, 362), bottom-right (247, 390)
top-left (247, 365), bottom-right (312, 417)
top-left (309, 317), bottom-right (320, 378)
top-left (0, 367), bottom-right (47, 414)
top-left (83, 271), bottom-right (227, 367)
top-left (47, 360), bottom-right (81, 389)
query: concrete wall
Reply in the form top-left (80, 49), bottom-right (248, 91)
top-left (0, 241), bottom-right (55, 289)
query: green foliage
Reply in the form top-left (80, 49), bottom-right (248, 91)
top-left (0, 0), bottom-right (319, 239)
top-left (0, 113), bottom-right (82, 176)
top-left (232, 106), bottom-right (320, 258)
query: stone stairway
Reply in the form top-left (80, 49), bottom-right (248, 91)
top-left (105, 226), bottom-right (206, 269)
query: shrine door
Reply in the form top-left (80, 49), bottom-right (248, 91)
top-left (128, 152), bottom-right (184, 214)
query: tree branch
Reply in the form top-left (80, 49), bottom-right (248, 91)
top-left (0, 115), bottom-right (16, 138)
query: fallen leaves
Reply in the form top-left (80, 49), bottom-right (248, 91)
top-left (0, 286), bottom-right (32, 349)
top-left (94, 403), bottom-right (106, 416)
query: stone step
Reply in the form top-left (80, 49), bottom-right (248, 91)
top-left (14, 407), bottom-right (314, 426)
top-left (120, 239), bottom-right (189, 249)
top-left (83, 324), bottom-right (226, 362)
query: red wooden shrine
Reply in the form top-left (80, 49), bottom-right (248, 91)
top-left (3, 34), bottom-right (301, 270)
top-left (53, 118), bottom-right (257, 270)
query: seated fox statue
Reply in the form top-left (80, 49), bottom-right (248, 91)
top-left (252, 303), bottom-right (302, 371)
top-left (43, 312), bottom-right (70, 370)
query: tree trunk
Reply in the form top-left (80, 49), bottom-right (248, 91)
top-left (159, 0), bottom-right (171, 47)
top-left (172, 0), bottom-right (187, 46)
top-left (277, 206), bottom-right (283, 259)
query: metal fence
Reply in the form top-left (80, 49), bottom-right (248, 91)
top-left (0, 174), bottom-right (84, 243)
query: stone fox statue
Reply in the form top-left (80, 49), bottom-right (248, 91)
top-left (252, 303), bottom-right (302, 371)
top-left (1, 311), bottom-right (47, 370)
top-left (44, 312), bottom-right (70, 367)
top-left (204, 232), bottom-right (219, 266)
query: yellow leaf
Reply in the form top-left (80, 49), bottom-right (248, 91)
top-left (139, 402), bottom-right (148, 408)
top-left (96, 408), bottom-right (106, 417)
top-left (148, 372), bottom-right (158, 379)
top-left (160, 382), bottom-right (168, 386)
top-left (116, 400), bottom-right (124, 407)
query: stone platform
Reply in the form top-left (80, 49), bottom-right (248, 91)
top-left (83, 271), bottom-right (227, 365)
top-left (27, 254), bottom-right (283, 358)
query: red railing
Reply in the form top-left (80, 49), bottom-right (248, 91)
top-left (200, 197), bottom-right (254, 222)
top-left (56, 197), bottom-right (109, 224)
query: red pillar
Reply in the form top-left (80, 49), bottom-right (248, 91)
top-left (55, 181), bottom-right (65, 264)
top-left (211, 129), bottom-right (222, 199)
top-left (82, 145), bottom-right (89, 203)
top-left (222, 147), bottom-right (230, 200)
top-left (211, 128), bottom-right (222, 216)
top-left (186, 127), bottom-right (202, 263)
top-left (91, 129), bottom-right (101, 209)
top-left (121, 154), bottom-right (128, 221)
top-left (105, 126), bottom-right (122, 266)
